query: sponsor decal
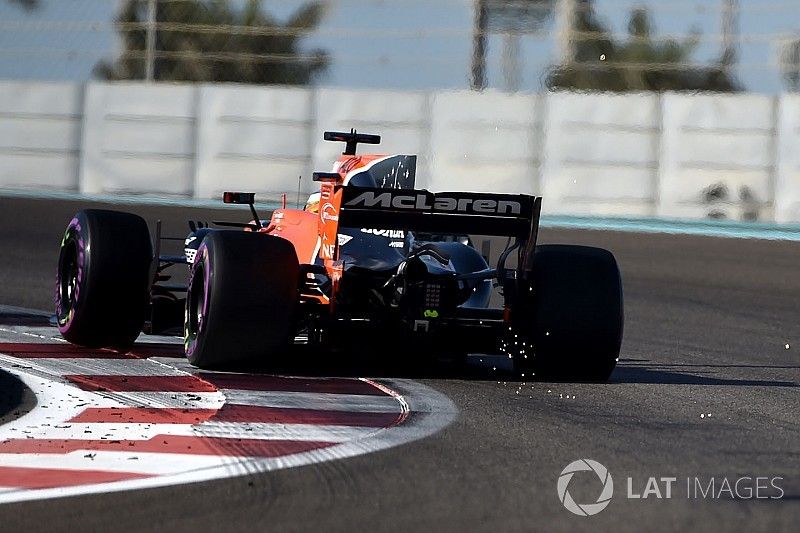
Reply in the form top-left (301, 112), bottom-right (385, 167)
top-left (183, 236), bottom-right (198, 263)
top-left (337, 234), bottom-right (353, 246)
top-left (359, 228), bottom-right (404, 248)
top-left (321, 243), bottom-right (336, 259)
top-left (360, 228), bottom-right (406, 239)
top-left (321, 202), bottom-right (339, 222)
top-left (345, 191), bottom-right (522, 216)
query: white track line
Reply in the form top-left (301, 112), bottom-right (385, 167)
top-left (48, 389), bottom-right (397, 412)
top-left (0, 358), bottom-right (190, 377)
top-left (3, 422), bottom-right (379, 442)
top-left (0, 452), bottom-right (237, 476)
top-left (86, 391), bottom-right (226, 410)
top-left (0, 326), bottom-right (64, 342)
top-left (221, 389), bottom-right (403, 413)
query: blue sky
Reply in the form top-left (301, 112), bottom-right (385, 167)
top-left (0, 0), bottom-right (798, 93)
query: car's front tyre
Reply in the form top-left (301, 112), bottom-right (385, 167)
top-left (55, 209), bottom-right (153, 348)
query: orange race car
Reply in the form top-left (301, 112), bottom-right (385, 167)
top-left (54, 130), bottom-right (623, 381)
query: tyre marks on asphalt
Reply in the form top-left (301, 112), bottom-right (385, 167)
top-left (0, 329), bottom-right (457, 503)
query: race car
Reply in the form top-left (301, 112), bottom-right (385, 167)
top-left (54, 130), bottom-right (623, 381)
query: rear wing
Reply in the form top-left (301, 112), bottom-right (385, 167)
top-left (338, 186), bottom-right (541, 239)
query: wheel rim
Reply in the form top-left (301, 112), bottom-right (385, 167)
top-left (185, 261), bottom-right (205, 350)
top-left (56, 235), bottom-right (79, 326)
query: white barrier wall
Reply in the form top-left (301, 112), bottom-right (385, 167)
top-left (775, 95), bottom-right (800, 223)
top-left (195, 85), bottom-right (314, 203)
top-left (81, 82), bottom-right (196, 196)
top-left (0, 81), bottom-right (82, 191)
top-left (541, 92), bottom-right (659, 216)
top-left (429, 91), bottom-right (542, 194)
top-left (2, 81), bottom-right (800, 224)
top-left (658, 93), bottom-right (775, 220)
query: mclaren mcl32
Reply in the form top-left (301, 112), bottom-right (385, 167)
top-left (55, 130), bottom-right (623, 381)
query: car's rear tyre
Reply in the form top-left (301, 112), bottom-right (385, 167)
top-left (516, 245), bottom-right (623, 382)
top-left (184, 231), bottom-right (299, 369)
top-left (55, 209), bottom-right (153, 348)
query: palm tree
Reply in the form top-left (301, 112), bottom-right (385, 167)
top-left (95, 0), bottom-right (328, 85)
top-left (7, 0), bottom-right (39, 9)
top-left (547, 0), bottom-right (739, 92)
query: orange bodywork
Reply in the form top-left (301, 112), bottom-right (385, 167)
top-left (263, 209), bottom-right (319, 264)
top-left (256, 153), bottom-right (389, 306)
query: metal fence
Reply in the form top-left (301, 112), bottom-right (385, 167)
top-left (1, 0), bottom-right (800, 93)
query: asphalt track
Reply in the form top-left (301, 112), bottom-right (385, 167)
top-left (0, 196), bottom-right (798, 532)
